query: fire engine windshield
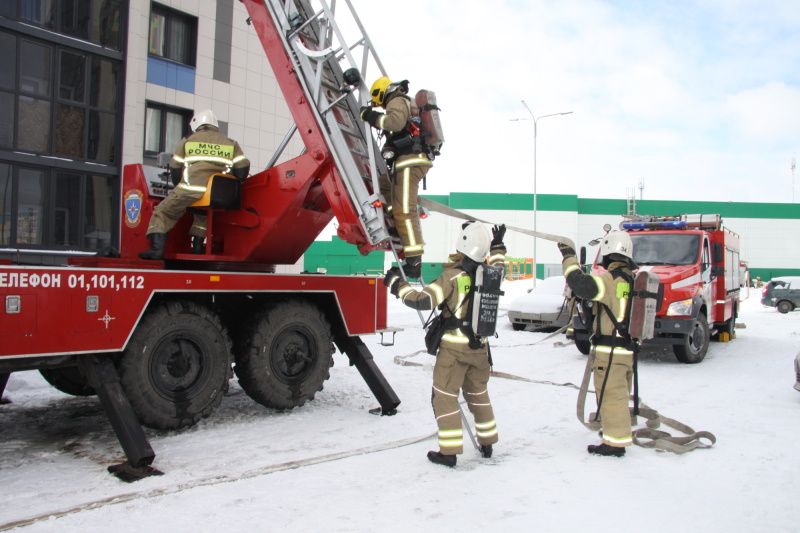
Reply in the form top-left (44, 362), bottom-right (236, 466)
top-left (629, 233), bottom-right (700, 266)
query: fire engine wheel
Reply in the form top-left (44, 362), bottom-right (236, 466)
top-left (39, 367), bottom-right (96, 397)
top-left (575, 338), bottom-right (592, 356)
top-left (777, 300), bottom-right (794, 314)
top-left (512, 323), bottom-right (526, 331)
top-left (673, 313), bottom-right (710, 364)
top-left (235, 300), bottom-right (334, 410)
top-left (117, 300), bottom-right (233, 430)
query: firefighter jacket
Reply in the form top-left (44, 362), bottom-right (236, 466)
top-left (562, 257), bottom-right (634, 355)
top-left (394, 243), bottom-right (506, 349)
top-left (170, 125), bottom-right (249, 194)
top-left (375, 92), bottom-right (432, 171)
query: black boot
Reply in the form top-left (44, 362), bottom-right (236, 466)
top-left (403, 255), bottom-right (422, 279)
top-left (587, 443), bottom-right (626, 457)
top-left (427, 451), bottom-right (457, 467)
top-left (138, 233), bottom-right (167, 260)
top-left (192, 236), bottom-right (205, 254)
top-left (479, 444), bottom-right (493, 458)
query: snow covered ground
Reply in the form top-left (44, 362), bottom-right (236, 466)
top-left (1, 281), bottom-right (798, 532)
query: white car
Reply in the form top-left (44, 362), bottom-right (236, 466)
top-left (507, 276), bottom-right (570, 331)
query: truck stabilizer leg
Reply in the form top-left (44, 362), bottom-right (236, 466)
top-left (334, 335), bottom-right (401, 415)
top-left (77, 357), bottom-right (163, 482)
top-left (0, 373), bottom-right (10, 404)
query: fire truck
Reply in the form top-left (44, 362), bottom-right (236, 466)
top-left (570, 214), bottom-right (741, 364)
top-left (0, 0), bottom-right (404, 476)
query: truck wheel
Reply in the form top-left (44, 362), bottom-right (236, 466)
top-left (235, 300), bottom-right (333, 410)
top-left (674, 313), bottom-right (710, 364)
top-left (512, 323), bottom-right (526, 331)
top-left (575, 338), bottom-right (592, 356)
top-left (117, 300), bottom-right (232, 430)
top-left (777, 300), bottom-right (794, 314)
top-left (39, 367), bottom-right (96, 397)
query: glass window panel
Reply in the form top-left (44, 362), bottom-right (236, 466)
top-left (0, 32), bottom-right (16, 91)
top-left (0, 92), bottom-right (14, 149)
top-left (97, 0), bottom-right (123, 51)
top-left (84, 174), bottom-right (115, 249)
top-left (149, 12), bottom-right (166, 56)
top-left (60, 0), bottom-right (90, 41)
top-left (21, 0), bottom-right (56, 29)
top-left (90, 57), bottom-right (118, 110)
top-left (59, 51), bottom-right (86, 102)
top-left (17, 167), bottom-right (46, 245)
top-left (20, 41), bottom-right (52, 96)
top-left (165, 111), bottom-right (185, 154)
top-left (54, 173), bottom-right (81, 246)
top-left (56, 105), bottom-right (85, 157)
top-left (0, 163), bottom-right (11, 246)
top-left (169, 16), bottom-right (190, 64)
top-left (17, 96), bottom-right (50, 152)
top-left (0, 3), bottom-right (14, 17)
top-left (145, 106), bottom-right (162, 153)
top-left (87, 110), bottom-right (115, 162)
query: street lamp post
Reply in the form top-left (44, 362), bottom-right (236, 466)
top-left (512, 101), bottom-right (573, 287)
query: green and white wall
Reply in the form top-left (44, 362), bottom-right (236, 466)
top-left (304, 193), bottom-right (800, 282)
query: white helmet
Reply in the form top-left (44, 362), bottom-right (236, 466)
top-left (190, 109), bottom-right (218, 131)
top-left (600, 231), bottom-right (634, 262)
top-left (456, 221), bottom-right (491, 262)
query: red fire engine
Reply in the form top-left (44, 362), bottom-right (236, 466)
top-left (570, 214), bottom-right (741, 364)
top-left (0, 0), bottom-right (403, 477)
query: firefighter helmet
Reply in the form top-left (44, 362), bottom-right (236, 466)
top-left (370, 77), bottom-right (392, 105)
top-left (456, 221), bottom-right (491, 262)
top-left (601, 231), bottom-right (636, 267)
top-left (190, 109), bottom-right (218, 132)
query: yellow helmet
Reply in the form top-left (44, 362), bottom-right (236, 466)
top-left (370, 76), bottom-right (392, 105)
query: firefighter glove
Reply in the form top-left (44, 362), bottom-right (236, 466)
top-left (360, 106), bottom-right (380, 127)
top-left (383, 266), bottom-right (401, 296)
top-left (557, 242), bottom-right (576, 258)
top-left (491, 224), bottom-right (506, 246)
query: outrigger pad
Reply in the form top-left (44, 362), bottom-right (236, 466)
top-left (369, 406), bottom-right (398, 416)
top-left (108, 461), bottom-right (164, 483)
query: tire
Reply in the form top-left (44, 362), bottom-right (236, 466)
top-left (39, 367), bottom-right (96, 397)
top-left (117, 300), bottom-right (233, 430)
top-left (777, 300), bottom-right (794, 314)
top-left (511, 322), bottom-right (526, 331)
top-left (719, 307), bottom-right (736, 340)
top-left (673, 312), bottom-right (710, 364)
top-left (575, 338), bottom-right (592, 356)
top-left (235, 300), bottom-right (333, 410)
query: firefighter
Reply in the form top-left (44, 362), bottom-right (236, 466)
top-left (557, 231), bottom-right (637, 457)
top-left (138, 109), bottom-right (250, 260)
top-left (361, 77), bottom-right (431, 279)
top-left (384, 222), bottom-right (507, 467)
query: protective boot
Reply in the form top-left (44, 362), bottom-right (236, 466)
top-left (479, 444), bottom-right (493, 458)
top-left (192, 236), bottom-right (205, 254)
top-left (427, 451), bottom-right (456, 467)
top-left (138, 233), bottom-right (167, 260)
top-left (403, 255), bottom-right (422, 279)
top-left (587, 443), bottom-right (626, 457)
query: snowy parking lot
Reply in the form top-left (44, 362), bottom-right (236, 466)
top-left (1, 282), bottom-right (798, 532)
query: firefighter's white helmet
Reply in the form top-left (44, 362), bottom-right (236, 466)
top-left (600, 231), bottom-right (634, 261)
top-left (190, 109), bottom-right (218, 131)
top-left (456, 221), bottom-right (491, 262)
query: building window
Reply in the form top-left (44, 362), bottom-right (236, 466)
top-left (149, 3), bottom-right (197, 67)
top-left (0, 162), bottom-right (116, 250)
top-left (145, 102), bottom-right (191, 158)
top-left (0, 29), bottom-right (120, 164)
top-left (1, 0), bottom-right (123, 51)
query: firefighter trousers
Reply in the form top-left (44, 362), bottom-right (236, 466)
top-left (592, 347), bottom-right (634, 447)
top-left (146, 185), bottom-right (207, 239)
top-left (379, 163), bottom-right (429, 258)
top-left (431, 343), bottom-right (498, 455)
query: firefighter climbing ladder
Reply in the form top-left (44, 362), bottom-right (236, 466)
top-left (245, 0), bottom-right (393, 250)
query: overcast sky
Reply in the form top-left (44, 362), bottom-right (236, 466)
top-left (347, 0), bottom-right (800, 204)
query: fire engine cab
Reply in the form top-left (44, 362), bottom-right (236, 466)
top-left (571, 214), bottom-right (741, 364)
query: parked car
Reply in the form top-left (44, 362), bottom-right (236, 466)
top-left (760, 276), bottom-right (800, 313)
top-left (508, 276), bottom-right (570, 331)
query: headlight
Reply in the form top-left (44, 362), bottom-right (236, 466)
top-left (666, 299), bottom-right (693, 317)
